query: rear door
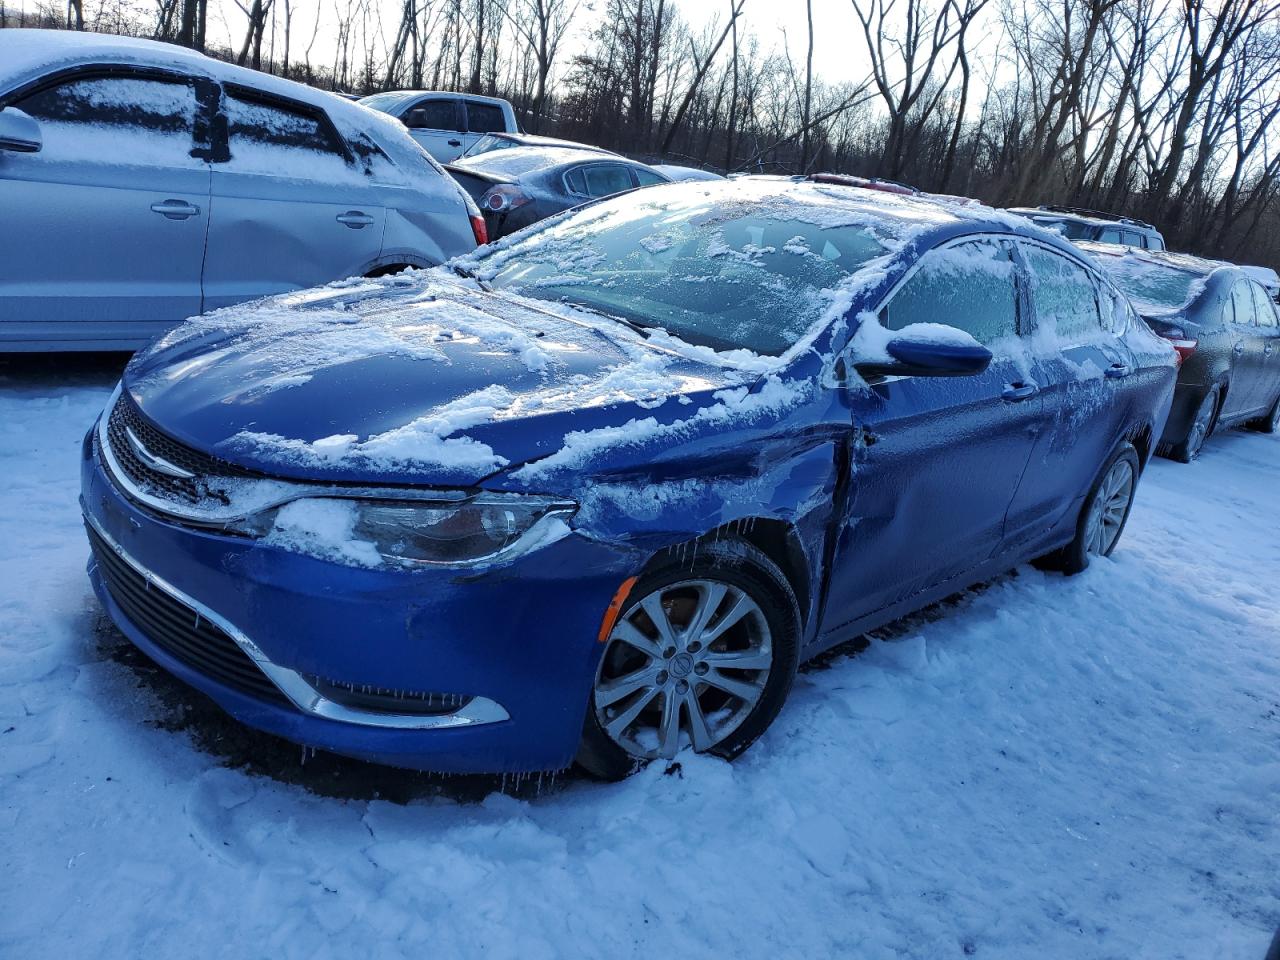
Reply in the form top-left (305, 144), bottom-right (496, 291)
top-left (402, 97), bottom-right (466, 162)
top-left (1008, 240), bottom-right (1137, 549)
top-left (1250, 282), bottom-right (1280, 415)
top-left (202, 86), bottom-right (385, 311)
top-left (461, 99), bottom-right (508, 156)
top-left (0, 70), bottom-right (210, 347)
top-left (1222, 280), bottom-right (1262, 418)
top-left (822, 237), bottom-right (1044, 627)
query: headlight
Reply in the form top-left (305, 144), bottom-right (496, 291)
top-left (228, 493), bottom-right (576, 568)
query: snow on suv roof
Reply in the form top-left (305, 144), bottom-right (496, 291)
top-left (1075, 241), bottom-right (1228, 278)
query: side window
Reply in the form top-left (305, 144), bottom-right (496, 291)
top-left (1098, 226), bottom-right (1124, 244)
top-left (464, 101), bottom-right (506, 133)
top-left (404, 99), bottom-right (461, 132)
top-left (14, 73), bottom-right (199, 165)
top-left (581, 163), bottom-right (636, 198)
top-left (223, 91), bottom-right (350, 178)
top-left (1022, 244), bottom-right (1104, 341)
top-left (1148, 235), bottom-right (1165, 251)
top-left (1230, 282), bottom-right (1257, 326)
top-left (881, 239), bottom-right (1019, 345)
top-left (633, 168), bottom-right (667, 187)
top-left (1121, 230), bottom-right (1143, 247)
top-left (564, 167), bottom-right (587, 195)
top-left (1251, 283), bottom-right (1278, 329)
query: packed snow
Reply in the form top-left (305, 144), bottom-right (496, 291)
top-left (1, 356), bottom-right (1277, 959)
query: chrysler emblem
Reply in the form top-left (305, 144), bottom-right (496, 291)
top-left (123, 426), bottom-right (195, 479)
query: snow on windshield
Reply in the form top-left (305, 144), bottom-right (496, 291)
top-left (1090, 249), bottom-right (1209, 315)
top-left (468, 180), bottom-right (929, 357)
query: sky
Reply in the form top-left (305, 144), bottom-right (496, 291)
top-left (10, 0), bottom-right (873, 91)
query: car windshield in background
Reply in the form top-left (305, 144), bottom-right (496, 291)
top-left (1094, 254), bottom-right (1204, 313)
top-left (462, 134), bottom-right (510, 157)
top-left (1031, 217), bottom-right (1094, 240)
top-left (479, 190), bottom-right (895, 355)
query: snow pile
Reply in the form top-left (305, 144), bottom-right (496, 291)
top-left (513, 375), bottom-right (810, 482)
top-left (225, 385), bottom-right (516, 478)
top-left (0, 364), bottom-right (1278, 956)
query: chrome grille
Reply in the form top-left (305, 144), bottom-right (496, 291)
top-left (104, 393), bottom-right (255, 505)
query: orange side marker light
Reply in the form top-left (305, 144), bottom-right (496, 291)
top-left (597, 576), bottom-right (639, 644)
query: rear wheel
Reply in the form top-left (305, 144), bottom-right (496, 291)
top-left (576, 539), bottom-right (800, 781)
top-left (1034, 442), bottom-right (1140, 575)
top-left (1246, 393), bottom-right (1280, 434)
top-left (1169, 384), bottom-right (1220, 462)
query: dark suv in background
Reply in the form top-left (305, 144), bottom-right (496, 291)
top-left (1008, 205), bottom-right (1165, 251)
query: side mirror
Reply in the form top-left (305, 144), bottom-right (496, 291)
top-left (0, 107), bottom-right (41, 153)
top-left (854, 325), bottom-right (993, 379)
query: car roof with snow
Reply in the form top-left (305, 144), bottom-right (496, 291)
top-left (1076, 241), bottom-right (1231, 279)
top-left (0, 29), bottom-right (448, 178)
top-left (2, 30), bottom-right (350, 119)
top-left (450, 145), bottom-right (660, 179)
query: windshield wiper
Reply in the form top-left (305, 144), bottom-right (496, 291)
top-left (451, 264), bottom-right (492, 291)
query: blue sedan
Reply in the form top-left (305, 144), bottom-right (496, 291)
top-left (80, 178), bottom-right (1177, 777)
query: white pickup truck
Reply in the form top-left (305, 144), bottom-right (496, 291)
top-left (358, 91), bottom-right (519, 163)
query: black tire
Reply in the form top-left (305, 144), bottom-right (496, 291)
top-left (575, 538), bottom-right (801, 781)
top-left (1168, 384), bottom-right (1220, 463)
top-left (1246, 393), bottom-right (1280, 434)
top-left (1033, 442), bottom-right (1141, 576)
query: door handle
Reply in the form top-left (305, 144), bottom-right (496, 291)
top-left (1002, 381), bottom-right (1039, 402)
top-left (1105, 362), bottom-right (1132, 379)
top-left (336, 211), bottom-right (375, 228)
top-left (1233, 341), bottom-right (1245, 356)
top-left (448, 138), bottom-right (462, 147)
top-left (150, 199), bottom-right (200, 220)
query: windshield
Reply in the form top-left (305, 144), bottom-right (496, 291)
top-left (1030, 217), bottom-right (1095, 241)
top-left (474, 185), bottom-right (896, 355)
top-left (1094, 254), bottom-right (1204, 313)
top-left (461, 134), bottom-right (510, 158)
top-left (357, 92), bottom-right (406, 113)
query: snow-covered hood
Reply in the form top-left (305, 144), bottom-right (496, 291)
top-left (122, 274), bottom-right (763, 488)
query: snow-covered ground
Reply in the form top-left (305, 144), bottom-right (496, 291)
top-left (1, 354), bottom-right (1277, 959)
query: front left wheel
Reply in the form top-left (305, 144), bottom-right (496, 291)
top-left (576, 539), bottom-right (800, 781)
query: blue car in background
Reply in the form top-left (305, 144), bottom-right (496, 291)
top-left (80, 178), bottom-right (1176, 778)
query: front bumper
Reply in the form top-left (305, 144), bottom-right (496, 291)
top-left (80, 426), bottom-right (644, 773)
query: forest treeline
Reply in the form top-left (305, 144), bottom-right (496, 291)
top-left (6, 0), bottom-right (1280, 267)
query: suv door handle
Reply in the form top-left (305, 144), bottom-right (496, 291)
top-left (1002, 381), bottom-right (1039, 402)
top-left (1105, 362), bottom-right (1132, 379)
top-left (448, 138), bottom-right (462, 147)
top-left (150, 199), bottom-right (200, 220)
top-left (336, 211), bottom-right (375, 228)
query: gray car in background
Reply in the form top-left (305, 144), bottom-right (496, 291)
top-left (0, 30), bottom-right (482, 352)
top-left (446, 147), bottom-right (670, 240)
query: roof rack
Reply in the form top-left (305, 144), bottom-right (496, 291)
top-left (1039, 204), bottom-right (1156, 231)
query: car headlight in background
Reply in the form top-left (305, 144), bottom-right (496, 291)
top-left (227, 493), bottom-right (576, 568)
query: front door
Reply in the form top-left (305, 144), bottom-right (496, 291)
top-left (403, 97), bottom-right (467, 163)
top-left (202, 87), bottom-right (385, 311)
top-left (0, 71), bottom-right (210, 347)
top-left (822, 238), bottom-right (1044, 633)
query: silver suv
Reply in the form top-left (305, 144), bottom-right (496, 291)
top-left (1006, 205), bottom-right (1165, 251)
top-left (0, 31), bottom-right (483, 352)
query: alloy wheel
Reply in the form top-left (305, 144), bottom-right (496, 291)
top-left (1085, 458), bottom-right (1135, 556)
top-left (594, 579), bottom-right (773, 760)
